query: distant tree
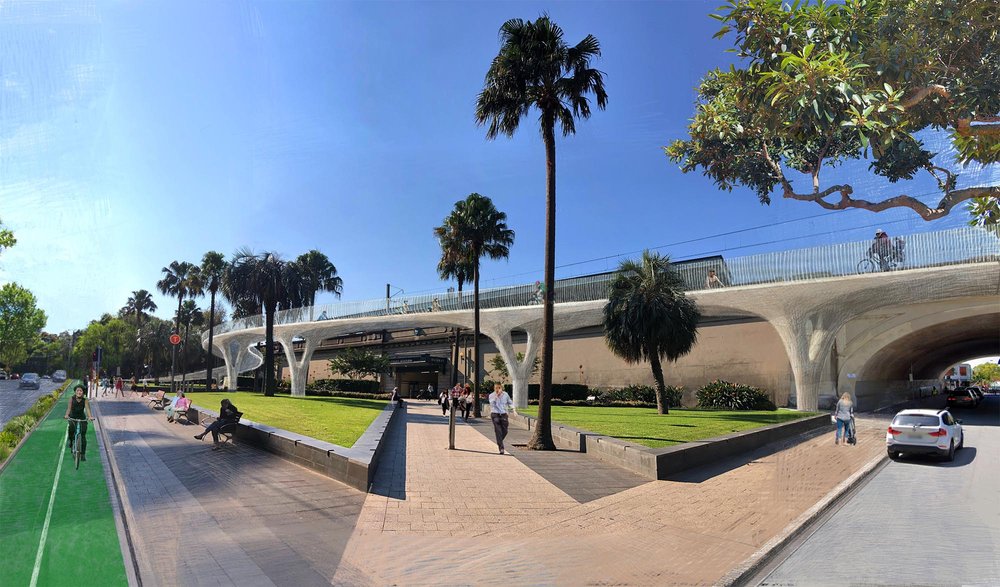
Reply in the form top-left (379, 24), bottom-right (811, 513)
top-left (972, 362), bottom-right (1000, 386)
top-left (328, 347), bottom-right (390, 382)
top-left (294, 250), bottom-right (343, 317)
top-left (223, 249), bottom-right (288, 396)
top-left (0, 218), bottom-right (14, 254)
top-left (488, 352), bottom-right (539, 385)
top-left (477, 16), bottom-right (608, 448)
top-left (434, 212), bottom-right (476, 387)
top-left (178, 300), bottom-right (203, 386)
top-left (603, 251), bottom-right (701, 415)
top-left (200, 251), bottom-right (226, 391)
top-left (0, 283), bottom-right (46, 369)
top-left (125, 289), bottom-right (157, 378)
top-left (667, 0), bottom-right (999, 222)
top-left (434, 193), bottom-right (514, 417)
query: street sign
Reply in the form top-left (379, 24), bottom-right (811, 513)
top-left (169, 334), bottom-right (181, 345)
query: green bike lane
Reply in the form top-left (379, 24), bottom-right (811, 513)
top-left (0, 382), bottom-right (128, 586)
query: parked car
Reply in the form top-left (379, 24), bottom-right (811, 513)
top-left (40, 374), bottom-right (51, 380)
top-left (19, 373), bottom-right (41, 390)
top-left (0, 370), bottom-right (7, 380)
top-left (886, 409), bottom-right (963, 461)
top-left (52, 370), bottom-right (67, 382)
top-left (946, 388), bottom-right (978, 409)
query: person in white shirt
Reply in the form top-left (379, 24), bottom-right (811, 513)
top-left (833, 392), bottom-right (854, 445)
top-left (705, 269), bottom-right (724, 289)
top-left (488, 383), bottom-right (514, 454)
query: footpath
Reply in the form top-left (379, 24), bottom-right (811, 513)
top-left (0, 382), bottom-right (128, 586)
top-left (81, 394), bottom-right (889, 586)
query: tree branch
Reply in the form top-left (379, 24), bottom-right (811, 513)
top-left (956, 118), bottom-right (1000, 137)
top-left (781, 184), bottom-right (1000, 220)
top-left (760, 141), bottom-right (791, 191)
top-left (900, 84), bottom-right (950, 108)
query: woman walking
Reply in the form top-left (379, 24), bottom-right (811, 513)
top-left (833, 392), bottom-right (854, 445)
top-left (440, 387), bottom-right (450, 416)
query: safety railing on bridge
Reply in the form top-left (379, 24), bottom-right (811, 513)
top-left (203, 226), bottom-right (1000, 342)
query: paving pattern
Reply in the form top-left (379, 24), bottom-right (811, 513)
top-left (90, 393), bottom-right (897, 586)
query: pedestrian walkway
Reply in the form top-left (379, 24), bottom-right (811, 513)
top-left (89, 391), bottom-right (892, 586)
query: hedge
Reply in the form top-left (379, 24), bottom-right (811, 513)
top-left (696, 380), bottom-right (776, 411)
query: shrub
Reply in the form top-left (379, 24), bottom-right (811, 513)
top-left (597, 385), bottom-right (683, 407)
top-left (307, 378), bottom-right (381, 394)
top-left (2, 415), bottom-right (37, 438)
top-left (696, 380), bottom-right (776, 411)
top-left (0, 430), bottom-right (19, 448)
top-left (525, 383), bottom-right (592, 401)
top-left (0, 443), bottom-right (10, 462)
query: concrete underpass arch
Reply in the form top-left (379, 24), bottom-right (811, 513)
top-left (837, 297), bottom-right (1000, 410)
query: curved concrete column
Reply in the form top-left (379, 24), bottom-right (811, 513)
top-left (276, 333), bottom-right (320, 397)
top-left (217, 334), bottom-right (265, 391)
top-left (768, 311), bottom-right (844, 412)
top-left (484, 324), bottom-right (543, 408)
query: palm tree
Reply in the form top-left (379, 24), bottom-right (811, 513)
top-left (476, 16), bottom-right (608, 449)
top-left (223, 248), bottom-right (288, 396)
top-left (201, 251), bottom-right (226, 391)
top-left (178, 299), bottom-right (204, 388)
top-left (157, 261), bottom-right (201, 391)
top-left (603, 251), bottom-right (701, 415)
top-left (295, 250), bottom-right (343, 318)
top-left (125, 289), bottom-right (157, 378)
top-left (436, 193), bottom-right (514, 417)
top-left (435, 213), bottom-right (476, 387)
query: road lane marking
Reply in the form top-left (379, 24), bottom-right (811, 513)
top-left (30, 427), bottom-right (68, 587)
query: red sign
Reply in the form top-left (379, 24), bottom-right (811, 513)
top-left (169, 334), bottom-right (181, 345)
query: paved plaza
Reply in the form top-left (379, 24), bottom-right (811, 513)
top-left (82, 394), bottom-right (890, 586)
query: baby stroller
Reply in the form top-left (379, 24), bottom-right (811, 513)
top-left (846, 416), bottom-right (857, 445)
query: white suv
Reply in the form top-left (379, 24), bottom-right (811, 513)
top-left (886, 409), bottom-right (963, 461)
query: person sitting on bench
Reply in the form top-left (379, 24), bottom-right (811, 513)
top-left (166, 391), bottom-right (189, 423)
top-left (194, 398), bottom-right (240, 450)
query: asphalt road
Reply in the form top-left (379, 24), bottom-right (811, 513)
top-left (760, 394), bottom-right (1000, 587)
top-left (0, 379), bottom-right (62, 428)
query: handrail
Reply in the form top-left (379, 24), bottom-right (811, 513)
top-left (202, 226), bottom-right (1000, 342)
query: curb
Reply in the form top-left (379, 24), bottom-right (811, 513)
top-left (717, 451), bottom-right (889, 586)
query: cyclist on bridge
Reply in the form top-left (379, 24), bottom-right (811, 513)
top-left (64, 384), bottom-right (94, 461)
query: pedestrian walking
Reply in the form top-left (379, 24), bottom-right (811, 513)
top-left (832, 392), bottom-right (854, 445)
top-left (440, 388), bottom-right (450, 416)
top-left (488, 383), bottom-right (514, 454)
top-left (114, 376), bottom-right (124, 398)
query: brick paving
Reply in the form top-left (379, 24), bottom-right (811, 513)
top-left (95, 393), bottom-right (891, 586)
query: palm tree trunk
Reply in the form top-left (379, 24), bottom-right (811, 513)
top-left (451, 279), bottom-right (463, 386)
top-left (182, 321), bottom-right (190, 388)
top-left (264, 301), bottom-right (276, 396)
top-left (205, 290), bottom-right (216, 392)
top-left (170, 296), bottom-right (182, 393)
top-left (648, 347), bottom-right (669, 415)
top-left (473, 258), bottom-right (482, 417)
top-left (529, 114), bottom-right (557, 451)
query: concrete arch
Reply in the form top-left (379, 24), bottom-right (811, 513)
top-left (837, 297), bottom-right (1000, 409)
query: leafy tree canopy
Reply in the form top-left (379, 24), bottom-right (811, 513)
top-left (0, 283), bottom-right (47, 368)
top-left (328, 347), bottom-right (390, 381)
top-left (667, 0), bottom-right (999, 222)
top-left (0, 218), bottom-right (14, 253)
top-left (972, 362), bottom-right (1000, 385)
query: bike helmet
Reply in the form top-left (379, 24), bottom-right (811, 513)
top-left (874, 228), bottom-right (885, 236)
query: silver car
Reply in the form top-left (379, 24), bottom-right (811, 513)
top-left (886, 409), bottom-right (963, 461)
top-left (18, 373), bottom-right (41, 390)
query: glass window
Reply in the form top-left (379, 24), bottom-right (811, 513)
top-left (892, 415), bottom-right (940, 427)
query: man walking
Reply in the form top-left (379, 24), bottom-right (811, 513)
top-left (488, 383), bottom-right (514, 454)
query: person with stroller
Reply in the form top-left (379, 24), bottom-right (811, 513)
top-left (832, 392), bottom-right (855, 445)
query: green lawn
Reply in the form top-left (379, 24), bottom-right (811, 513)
top-left (519, 406), bottom-right (818, 448)
top-left (185, 392), bottom-right (387, 448)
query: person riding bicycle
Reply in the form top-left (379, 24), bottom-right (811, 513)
top-left (868, 229), bottom-right (893, 271)
top-left (64, 384), bottom-right (94, 461)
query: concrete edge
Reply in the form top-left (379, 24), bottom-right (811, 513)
top-left (90, 399), bottom-right (144, 587)
top-left (508, 410), bottom-right (829, 480)
top-left (715, 451), bottom-right (889, 587)
top-left (187, 399), bottom-right (400, 492)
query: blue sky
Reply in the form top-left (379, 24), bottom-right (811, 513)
top-left (0, 0), bottom-right (993, 333)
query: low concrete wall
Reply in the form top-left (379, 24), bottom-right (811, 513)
top-left (187, 400), bottom-right (400, 492)
top-left (508, 409), bottom-right (829, 480)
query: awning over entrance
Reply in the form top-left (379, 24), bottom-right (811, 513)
top-left (389, 353), bottom-right (448, 371)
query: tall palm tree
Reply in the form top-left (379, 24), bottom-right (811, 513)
top-left (178, 299), bottom-right (204, 387)
top-left (295, 250), bottom-right (343, 317)
top-left (603, 251), bottom-right (701, 415)
top-left (223, 248), bottom-right (288, 396)
top-left (201, 251), bottom-right (226, 391)
top-left (436, 193), bottom-right (514, 417)
top-left (157, 261), bottom-right (201, 391)
top-left (125, 289), bottom-right (157, 378)
top-left (435, 213), bottom-right (476, 386)
top-left (476, 16), bottom-right (608, 449)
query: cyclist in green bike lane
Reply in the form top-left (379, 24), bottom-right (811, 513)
top-left (64, 384), bottom-right (94, 460)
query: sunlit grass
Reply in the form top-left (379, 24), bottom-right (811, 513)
top-left (519, 405), bottom-right (818, 448)
top-left (186, 391), bottom-right (386, 448)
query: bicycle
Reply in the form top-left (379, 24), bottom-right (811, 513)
top-left (856, 248), bottom-right (905, 273)
top-left (66, 417), bottom-right (91, 470)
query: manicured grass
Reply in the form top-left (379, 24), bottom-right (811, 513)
top-left (519, 405), bottom-right (819, 448)
top-left (186, 392), bottom-right (387, 448)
